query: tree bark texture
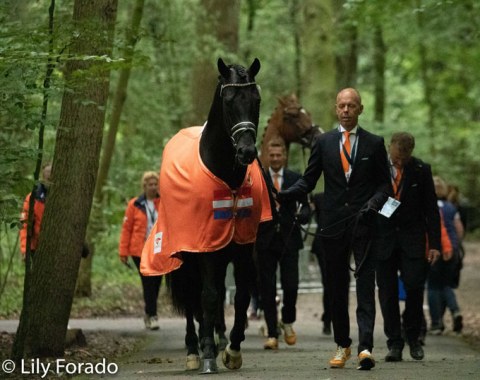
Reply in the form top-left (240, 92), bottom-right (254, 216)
top-left (300, 0), bottom-right (336, 131)
top-left (12, 0), bottom-right (118, 359)
top-left (333, 0), bottom-right (358, 90)
top-left (77, 0), bottom-right (145, 298)
top-left (373, 24), bottom-right (386, 124)
top-left (189, 0), bottom-right (240, 125)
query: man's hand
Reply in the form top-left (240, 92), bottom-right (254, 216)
top-left (296, 207), bottom-right (311, 225)
top-left (442, 249), bottom-right (453, 261)
top-left (276, 190), bottom-right (290, 204)
top-left (428, 249), bottom-right (441, 265)
top-left (120, 256), bottom-right (128, 264)
top-left (365, 192), bottom-right (389, 213)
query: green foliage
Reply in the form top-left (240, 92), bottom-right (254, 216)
top-left (3, 0), bottom-right (480, 210)
top-left (0, 224), bottom-right (143, 318)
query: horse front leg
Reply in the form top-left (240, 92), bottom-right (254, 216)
top-left (185, 307), bottom-right (200, 370)
top-left (199, 254), bottom-right (220, 374)
top-left (222, 245), bottom-right (254, 370)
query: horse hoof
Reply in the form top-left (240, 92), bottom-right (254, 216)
top-left (186, 354), bottom-right (200, 371)
top-left (200, 358), bottom-right (218, 374)
top-left (222, 344), bottom-right (242, 370)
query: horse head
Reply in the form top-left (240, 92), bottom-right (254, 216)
top-left (259, 94), bottom-right (322, 168)
top-left (216, 57), bottom-right (261, 166)
top-left (276, 94), bottom-right (322, 148)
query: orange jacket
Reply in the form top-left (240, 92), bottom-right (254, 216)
top-left (19, 184), bottom-right (47, 255)
top-left (426, 212), bottom-right (452, 258)
top-left (141, 127), bottom-right (273, 276)
top-left (119, 195), bottom-right (160, 258)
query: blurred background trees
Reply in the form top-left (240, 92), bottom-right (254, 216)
top-left (1, 0), bottom-right (480, 318)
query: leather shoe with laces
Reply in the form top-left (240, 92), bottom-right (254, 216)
top-left (329, 346), bottom-right (351, 368)
top-left (409, 341), bottom-right (424, 360)
top-left (385, 347), bottom-right (403, 362)
top-left (357, 350), bottom-right (375, 370)
top-left (263, 337), bottom-right (278, 350)
top-left (281, 322), bottom-right (297, 345)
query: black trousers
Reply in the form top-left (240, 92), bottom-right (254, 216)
top-left (376, 246), bottom-right (428, 348)
top-left (257, 234), bottom-right (299, 339)
top-left (132, 256), bottom-right (162, 317)
top-left (323, 232), bottom-right (376, 354)
top-left (312, 247), bottom-right (332, 327)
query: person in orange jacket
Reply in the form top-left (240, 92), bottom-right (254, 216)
top-left (19, 162), bottom-right (52, 256)
top-left (119, 171), bottom-right (162, 330)
top-left (20, 162), bottom-right (90, 260)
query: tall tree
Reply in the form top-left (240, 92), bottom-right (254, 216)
top-left (189, 0), bottom-right (241, 125)
top-left (12, 0), bottom-right (118, 359)
top-left (334, 0), bottom-right (358, 90)
top-left (373, 23), bottom-right (386, 124)
top-left (76, 0), bottom-right (145, 297)
top-left (300, 0), bottom-right (336, 131)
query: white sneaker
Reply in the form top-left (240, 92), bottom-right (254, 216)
top-left (144, 315), bottom-right (159, 330)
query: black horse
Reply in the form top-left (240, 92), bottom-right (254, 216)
top-left (154, 57), bottom-right (267, 374)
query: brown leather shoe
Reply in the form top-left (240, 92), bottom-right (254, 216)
top-left (357, 349), bottom-right (375, 370)
top-left (329, 346), bottom-right (351, 368)
top-left (263, 337), bottom-right (279, 350)
top-left (282, 323), bottom-right (297, 345)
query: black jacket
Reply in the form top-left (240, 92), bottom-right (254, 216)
top-left (283, 127), bottom-right (391, 234)
top-left (375, 156), bottom-right (441, 259)
top-left (256, 168), bottom-right (310, 251)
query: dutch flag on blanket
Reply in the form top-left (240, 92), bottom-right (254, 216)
top-left (213, 187), bottom-right (253, 220)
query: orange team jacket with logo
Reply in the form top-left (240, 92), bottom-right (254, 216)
top-left (140, 126), bottom-right (273, 276)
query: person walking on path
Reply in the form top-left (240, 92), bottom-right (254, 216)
top-left (372, 132), bottom-right (441, 363)
top-left (279, 88), bottom-right (391, 370)
top-left (119, 171), bottom-right (162, 330)
top-left (256, 139), bottom-right (311, 350)
top-left (19, 162), bottom-right (52, 257)
top-left (428, 176), bottom-right (464, 335)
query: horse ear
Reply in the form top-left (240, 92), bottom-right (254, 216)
top-left (217, 58), bottom-right (230, 79)
top-left (248, 58), bottom-right (261, 78)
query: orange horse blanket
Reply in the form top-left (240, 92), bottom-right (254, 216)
top-left (141, 127), bottom-right (273, 276)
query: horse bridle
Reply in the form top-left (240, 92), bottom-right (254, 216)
top-left (220, 81), bottom-right (259, 149)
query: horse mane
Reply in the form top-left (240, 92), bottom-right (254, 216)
top-left (259, 93), bottom-right (317, 168)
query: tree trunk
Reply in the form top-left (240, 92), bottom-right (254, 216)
top-left (300, 0), bottom-right (336, 131)
top-left (12, 0), bottom-right (118, 360)
top-left (373, 23), bottom-right (386, 124)
top-left (76, 0), bottom-right (145, 298)
top-left (188, 0), bottom-right (240, 125)
top-left (416, 0), bottom-right (436, 157)
top-left (333, 0), bottom-right (358, 90)
top-left (290, 0), bottom-right (302, 97)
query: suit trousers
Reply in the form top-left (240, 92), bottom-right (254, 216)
top-left (132, 256), bottom-right (162, 317)
top-left (323, 231), bottom-right (376, 353)
top-left (257, 237), bottom-right (299, 338)
top-left (376, 246), bottom-right (428, 347)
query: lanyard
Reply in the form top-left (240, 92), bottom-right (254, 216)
top-left (145, 201), bottom-right (157, 225)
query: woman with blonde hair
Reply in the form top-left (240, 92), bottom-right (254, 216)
top-left (119, 171), bottom-right (162, 330)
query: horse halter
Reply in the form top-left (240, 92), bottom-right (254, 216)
top-left (220, 81), bottom-right (259, 149)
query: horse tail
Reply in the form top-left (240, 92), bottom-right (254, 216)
top-left (166, 252), bottom-right (202, 317)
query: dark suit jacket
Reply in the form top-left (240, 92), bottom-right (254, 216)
top-left (284, 127), bottom-right (391, 235)
top-left (256, 168), bottom-right (310, 251)
top-left (375, 157), bottom-right (441, 259)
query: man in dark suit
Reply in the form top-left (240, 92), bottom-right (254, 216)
top-left (373, 132), bottom-right (441, 362)
top-left (256, 138), bottom-right (310, 350)
top-left (279, 88), bottom-right (390, 370)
